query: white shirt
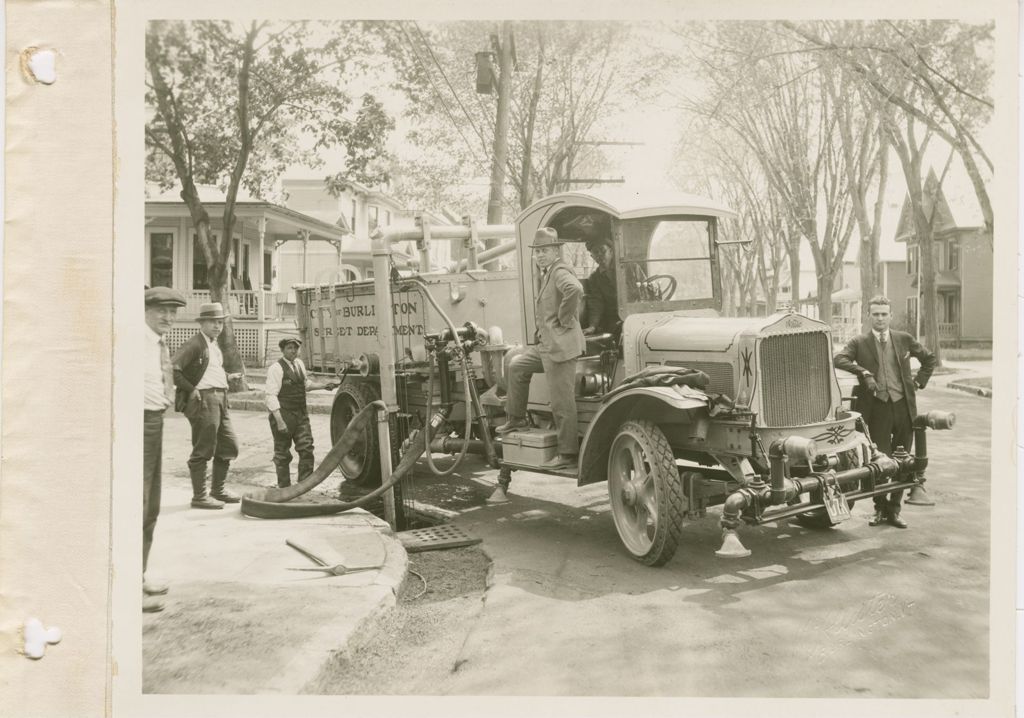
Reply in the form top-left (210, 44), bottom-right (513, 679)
top-left (872, 330), bottom-right (891, 345)
top-left (195, 333), bottom-right (228, 389)
top-left (265, 358), bottom-right (310, 412)
top-left (144, 326), bottom-right (171, 411)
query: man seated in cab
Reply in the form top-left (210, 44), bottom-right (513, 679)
top-left (582, 235), bottom-right (620, 338)
top-left (495, 227), bottom-right (585, 469)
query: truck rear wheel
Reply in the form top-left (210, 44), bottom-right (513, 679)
top-left (607, 420), bottom-right (686, 566)
top-left (330, 382), bottom-right (381, 487)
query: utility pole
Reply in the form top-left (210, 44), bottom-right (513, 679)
top-left (485, 23), bottom-right (514, 231)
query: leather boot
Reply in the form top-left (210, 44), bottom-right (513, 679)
top-left (868, 508), bottom-right (888, 526)
top-left (188, 464), bottom-right (222, 509)
top-left (887, 510), bottom-right (908, 529)
top-left (275, 463), bottom-right (292, 489)
top-left (210, 459), bottom-right (239, 503)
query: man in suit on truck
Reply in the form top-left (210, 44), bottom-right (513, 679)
top-left (496, 227), bottom-right (586, 469)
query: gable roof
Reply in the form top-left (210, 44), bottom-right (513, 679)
top-left (894, 159), bottom-right (988, 243)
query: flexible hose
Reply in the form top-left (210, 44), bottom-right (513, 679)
top-left (240, 400), bottom-right (448, 519)
top-left (423, 349), bottom-right (473, 476)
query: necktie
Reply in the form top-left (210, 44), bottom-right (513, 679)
top-left (159, 337), bottom-right (175, 404)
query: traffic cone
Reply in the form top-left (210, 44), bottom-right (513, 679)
top-left (486, 485), bottom-right (510, 504)
top-left (715, 528), bottom-right (751, 558)
top-left (905, 482), bottom-right (935, 506)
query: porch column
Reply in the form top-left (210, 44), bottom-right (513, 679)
top-left (299, 229), bottom-right (310, 284)
top-left (335, 240), bottom-right (343, 282)
top-left (257, 215), bottom-right (267, 365)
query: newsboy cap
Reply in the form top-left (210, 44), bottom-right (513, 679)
top-left (279, 337), bottom-right (302, 350)
top-left (145, 286), bottom-right (186, 307)
top-left (529, 226), bottom-right (562, 248)
top-left (195, 302), bottom-right (228, 321)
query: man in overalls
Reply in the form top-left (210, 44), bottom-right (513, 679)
top-left (265, 337), bottom-right (324, 487)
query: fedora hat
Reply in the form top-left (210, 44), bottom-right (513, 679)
top-left (529, 226), bottom-right (563, 248)
top-left (278, 337), bottom-right (302, 350)
top-left (195, 302), bottom-right (227, 321)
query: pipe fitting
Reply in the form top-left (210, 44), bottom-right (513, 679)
top-left (914, 411), bottom-right (956, 430)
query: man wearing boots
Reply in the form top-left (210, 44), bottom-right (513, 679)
top-left (143, 286), bottom-right (186, 612)
top-left (834, 295), bottom-right (936, 529)
top-left (495, 227), bottom-right (585, 469)
top-left (265, 337), bottom-right (326, 487)
top-left (172, 302), bottom-right (242, 509)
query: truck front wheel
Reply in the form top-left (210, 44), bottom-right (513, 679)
top-left (329, 382), bottom-right (381, 487)
top-left (607, 420), bottom-right (686, 566)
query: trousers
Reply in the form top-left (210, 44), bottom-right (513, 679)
top-left (143, 409), bottom-right (164, 573)
top-left (506, 345), bottom-right (579, 455)
top-left (866, 396), bottom-right (912, 511)
top-left (269, 408), bottom-right (315, 482)
top-left (185, 389), bottom-right (239, 472)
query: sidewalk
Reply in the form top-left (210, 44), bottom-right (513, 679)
top-left (928, 359), bottom-right (993, 398)
top-left (143, 467), bottom-right (408, 693)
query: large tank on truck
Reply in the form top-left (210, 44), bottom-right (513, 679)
top-left (295, 188), bottom-right (953, 567)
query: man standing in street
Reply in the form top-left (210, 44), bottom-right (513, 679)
top-left (143, 286), bottom-right (186, 613)
top-left (582, 235), bottom-right (620, 337)
top-left (172, 302), bottom-right (241, 509)
top-left (266, 337), bottom-right (327, 487)
top-left (834, 295), bottom-right (937, 529)
top-left (496, 227), bottom-right (585, 469)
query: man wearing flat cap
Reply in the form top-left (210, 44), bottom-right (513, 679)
top-left (143, 286), bottom-right (186, 612)
top-left (496, 227), bottom-right (585, 468)
top-left (265, 337), bottom-right (328, 487)
top-left (172, 302), bottom-right (242, 509)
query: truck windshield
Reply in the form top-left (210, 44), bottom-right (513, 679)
top-left (619, 217), bottom-right (715, 306)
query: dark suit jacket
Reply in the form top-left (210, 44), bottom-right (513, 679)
top-left (534, 259), bottom-right (585, 363)
top-left (833, 330), bottom-right (937, 421)
top-left (171, 332), bottom-right (211, 412)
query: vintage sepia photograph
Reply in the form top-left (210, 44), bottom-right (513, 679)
top-left (110, 4), bottom-right (1014, 715)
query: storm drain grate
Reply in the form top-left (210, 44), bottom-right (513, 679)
top-left (397, 524), bottom-right (481, 553)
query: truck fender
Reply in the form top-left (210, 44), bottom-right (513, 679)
top-left (577, 386), bottom-right (710, 487)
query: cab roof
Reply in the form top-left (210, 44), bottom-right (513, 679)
top-left (519, 187), bottom-right (737, 222)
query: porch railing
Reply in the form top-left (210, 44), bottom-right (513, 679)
top-left (180, 290), bottom-right (282, 320)
top-left (938, 322), bottom-right (960, 339)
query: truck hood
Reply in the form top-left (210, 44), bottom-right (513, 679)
top-left (641, 312), bottom-right (826, 353)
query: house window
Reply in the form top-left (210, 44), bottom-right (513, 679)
top-left (907, 246), bottom-right (919, 276)
top-left (948, 241), bottom-right (959, 271)
top-left (351, 199), bottom-right (357, 230)
top-left (384, 209), bottom-right (391, 227)
top-left (231, 237), bottom-right (241, 279)
top-left (193, 234), bottom-right (210, 290)
top-left (149, 232), bottom-right (174, 288)
top-left (242, 244), bottom-right (251, 289)
top-left (263, 251), bottom-right (273, 291)
top-left (368, 205), bottom-right (380, 231)
top-left (906, 296), bottom-right (918, 331)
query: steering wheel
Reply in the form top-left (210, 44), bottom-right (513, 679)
top-left (644, 274), bottom-right (678, 301)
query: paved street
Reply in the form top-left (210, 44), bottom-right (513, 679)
top-left (157, 383), bottom-right (994, 698)
top-left (371, 385), bottom-right (994, 698)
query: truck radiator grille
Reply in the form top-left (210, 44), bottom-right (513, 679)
top-left (759, 333), bottom-right (831, 425)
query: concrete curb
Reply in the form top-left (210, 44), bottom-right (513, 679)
top-left (946, 381), bottom-right (993, 398)
top-left (229, 392), bottom-right (334, 414)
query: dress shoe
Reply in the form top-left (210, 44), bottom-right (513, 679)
top-left (143, 579), bottom-right (169, 596)
top-left (211, 490), bottom-right (240, 504)
top-left (495, 417), bottom-right (530, 434)
top-left (191, 495), bottom-right (224, 510)
top-left (888, 512), bottom-right (908, 529)
top-left (540, 454), bottom-right (577, 469)
top-left (143, 595), bottom-right (165, 613)
top-left (868, 509), bottom-right (888, 526)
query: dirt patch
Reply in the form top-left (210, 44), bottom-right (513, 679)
top-left (305, 546), bottom-right (491, 694)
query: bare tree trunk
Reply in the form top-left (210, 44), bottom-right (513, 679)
top-left (519, 29), bottom-right (544, 210)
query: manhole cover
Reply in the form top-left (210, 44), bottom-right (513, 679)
top-left (397, 524), bottom-right (481, 553)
